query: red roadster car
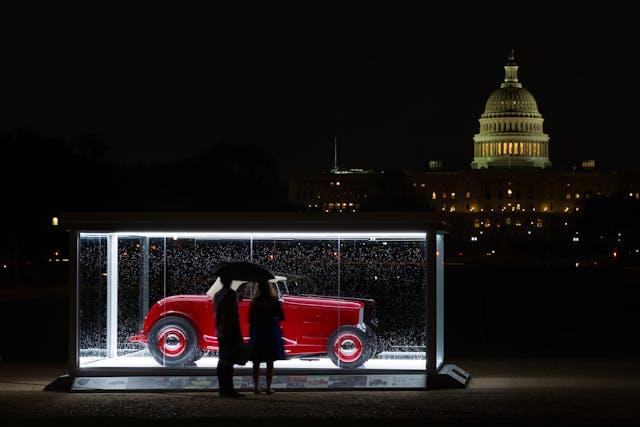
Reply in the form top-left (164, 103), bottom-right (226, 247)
top-left (130, 275), bottom-right (378, 369)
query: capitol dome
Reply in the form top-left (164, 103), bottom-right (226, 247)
top-left (483, 86), bottom-right (540, 117)
top-left (471, 51), bottom-right (551, 169)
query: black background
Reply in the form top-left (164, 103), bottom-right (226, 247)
top-left (1, 4), bottom-right (639, 177)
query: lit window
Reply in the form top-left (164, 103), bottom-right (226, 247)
top-left (566, 193), bottom-right (571, 199)
top-left (473, 218), bottom-right (480, 228)
top-left (536, 218), bottom-right (543, 228)
top-left (451, 192), bottom-right (456, 199)
top-left (52, 217), bottom-right (59, 226)
top-left (575, 193), bottom-right (580, 199)
top-left (431, 192), bottom-right (437, 200)
top-left (465, 191), bottom-right (471, 199)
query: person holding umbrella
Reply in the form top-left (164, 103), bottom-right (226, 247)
top-left (213, 273), bottom-right (244, 398)
top-left (248, 279), bottom-right (286, 395)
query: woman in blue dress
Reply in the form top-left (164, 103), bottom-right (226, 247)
top-left (248, 280), bottom-right (286, 394)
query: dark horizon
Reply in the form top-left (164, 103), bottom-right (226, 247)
top-left (1, 6), bottom-right (639, 176)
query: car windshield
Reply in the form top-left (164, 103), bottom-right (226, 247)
top-left (206, 275), bottom-right (289, 299)
top-left (230, 280), bottom-right (287, 300)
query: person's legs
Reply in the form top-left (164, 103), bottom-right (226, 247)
top-left (217, 338), bottom-right (240, 396)
top-left (217, 359), bottom-right (234, 394)
top-left (252, 362), bottom-right (261, 393)
top-left (266, 361), bottom-right (274, 394)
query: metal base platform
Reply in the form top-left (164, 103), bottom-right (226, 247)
top-left (45, 366), bottom-right (470, 391)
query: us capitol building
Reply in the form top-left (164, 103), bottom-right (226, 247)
top-left (288, 52), bottom-right (640, 261)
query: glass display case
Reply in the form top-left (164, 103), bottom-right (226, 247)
top-left (55, 212), bottom-right (468, 391)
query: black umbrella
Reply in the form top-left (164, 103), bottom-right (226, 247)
top-left (212, 261), bottom-right (275, 283)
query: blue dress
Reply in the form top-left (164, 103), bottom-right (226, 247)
top-left (248, 297), bottom-right (286, 363)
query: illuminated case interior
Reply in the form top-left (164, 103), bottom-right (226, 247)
top-left (55, 212), bottom-right (468, 391)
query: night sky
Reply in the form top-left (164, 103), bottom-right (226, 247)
top-left (2, 5), bottom-right (639, 177)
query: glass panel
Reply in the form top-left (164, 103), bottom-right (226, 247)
top-left (77, 232), bottom-right (428, 372)
top-left (78, 235), bottom-right (108, 363)
top-left (436, 233), bottom-right (445, 369)
top-left (339, 237), bottom-right (427, 360)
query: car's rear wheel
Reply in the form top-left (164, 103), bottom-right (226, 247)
top-left (148, 316), bottom-right (199, 367)
top-left (327, 326), bottom-right (369, 369)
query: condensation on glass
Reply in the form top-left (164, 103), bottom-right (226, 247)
top-left (75, 231), bottom-right (436, 373)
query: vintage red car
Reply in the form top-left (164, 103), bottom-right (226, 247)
top-left (130, 275), bottom-right (378, 369)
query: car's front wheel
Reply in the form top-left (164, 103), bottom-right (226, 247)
top-left (327, 326), bottom-right (370, 369)
top-left (147, 316), bottom-right (199, 367)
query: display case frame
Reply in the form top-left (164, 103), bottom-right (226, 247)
top-left (48, 211), bottom-right (469, 391)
